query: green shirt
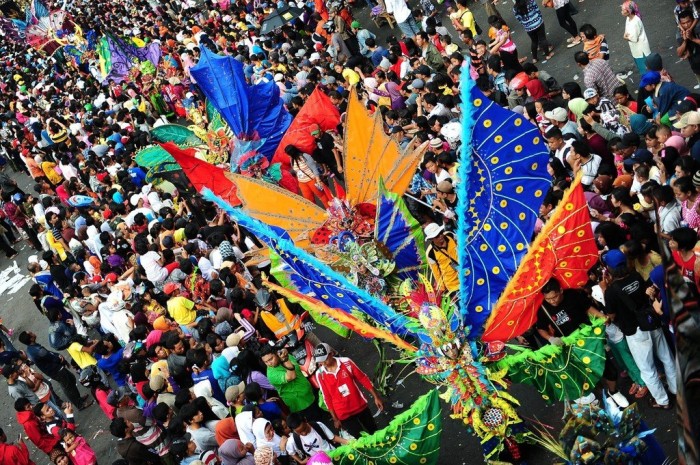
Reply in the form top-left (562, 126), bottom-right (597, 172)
top-left (266, 355), bottom-right (314, 412)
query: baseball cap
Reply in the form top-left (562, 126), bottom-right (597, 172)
top-left (163, 282), bottom-right (180, 295)
top-left (673, 111), bottom-right (700, 129)
top-left (310, 124), bottom-right (321, 136)
top-left (351, 20), bottom-right (361, 29)
top-left (225, 381), bottom-right (246, 403)
top-left (544, 108), bottom-right (568, 123)
top-left (1, 364), bottom-right (18, 377)
top-left (105, 272), bottom-right (118, 284)
top-left (313, 343), bottom-right (333, 363)
top-left (602, 249), bottom-right (627, 269)
top-left (583, 88), bottom-right (598, 100)
top-left (241, 309), bottom-right (253, 319)
top-left (423, 223), bottom-right (444, 240)
top-left (612, 174), bottom-right (633, 188)
top-left (593, 175), bottom-right (613, 195)
top-left (639, 71), bottom-right (661, 88)
top-left (149, 375), bottom-right (166, 392)
top-left (408, 79), bottom-right (425, 90)
top-left (630, 149), bottom-right (654, 164)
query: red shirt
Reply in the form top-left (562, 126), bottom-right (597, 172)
top-left (672, 250), bottom-right (696, 283)
top-left (314, 357), bottom-right (374, 421)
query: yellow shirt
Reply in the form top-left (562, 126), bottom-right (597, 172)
top-left (167, 296), bottom-right (196, 325)
top-left (426, 235), bottom-right (460, 293)
top-left (67, 342), bottom-right (97, 369)
top-left (342, 68), bottom-right (360, 86)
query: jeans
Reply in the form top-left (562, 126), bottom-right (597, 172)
top-left (397, 15), bottom-right (420, 38)
top-left (555, 3), bottom-right (578, 37)
top-left (625, 328), bottom-right (677, 405)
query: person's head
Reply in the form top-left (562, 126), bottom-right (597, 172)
top-left (179, 403), bottom-right (204, 426)
top-left (260, 346), bottom-right (280, 368)
top-left (574, 51), bottom-right (590, 68)
top-left (18, 331), bottom-right (36, 345)
top-left (562, 82), bottom-right (583, 100)
top-left (674, 110), bottom-right (700, 138)
top-left (541, 278), bottom-right (563, 306)
top-left (653, 184), bottom-right (676, 206)
top-left (14, 397), bottom-right (32, 412)
top-left (614, 85), bottom-right (632, 107)
top-left (60, 428), bottom-right (77, 446)
top-left (287, 412), bottom-right (313, 435)
top-left (34, 402), bottom-right (55, 421)
top-left (50, 449), bottom-right (70, 465)
top-left (570, 140), bottom-right (591, 161)
top-left (679, 9), bottom-right (695, 31)
top-left (671, 226), bottom-right (699, 251)
top-left (545, 127), bottom-right (564, 151)
top-left (673, 176), bottom-right (695, 202)
top-left (579, 23), bottom-right (597, 41)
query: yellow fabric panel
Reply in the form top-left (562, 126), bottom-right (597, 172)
top-left (343, 90), bottom-right (428, 205)
top-left (225, 172), bottom-right (326, 249)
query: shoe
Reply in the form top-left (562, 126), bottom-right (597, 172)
top-left (610, 391), bottom-right (629, 408)
top-left (648, 398), bottom-right (672, 410)
top-left (6, 328), bottom-right (13, 338)
top-left (574, 392), bottom-right (597, 405)
top-left (567, 38), bottom-right (581, 48)
top-left (695, 84), bottom-right (700, 90)
top-left (78, 398), bottom-right (94, 411)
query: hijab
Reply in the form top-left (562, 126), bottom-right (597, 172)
top-left (219, 439), bottom-right (255, 465)
top-left (252, 418), bottom-right (282, 456)
top-left (525, 79), bottom-right (547, 101)
top-left (568, 98), bottom-right (588, 120)
top-left (629, 114), bottom-right (653, 135)
top-left (235, 409), bottom-right (256, 446)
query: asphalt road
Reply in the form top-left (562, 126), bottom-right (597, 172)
top-left (0, 0), bottom-right (688, 463)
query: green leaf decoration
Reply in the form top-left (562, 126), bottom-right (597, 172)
top-left (329, 390), bottom-right (442, 465)
top-left (135, 145), bottom-right (176, 168)
top-left (151, 124), bottom-right (201, 145)
top-left (496, 318), bottom-right (606, 404)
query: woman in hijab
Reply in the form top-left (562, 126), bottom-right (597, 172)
top-left (525, 79), bottom-right (547, 101)
top-left (235, 405), bottom-right (260, 446)
top-left (568, 97), bottom-right (588, 121)
top-left (220, 439), bottom-right (256, 465)
top-left (252, 418), bottom-right (285, 458)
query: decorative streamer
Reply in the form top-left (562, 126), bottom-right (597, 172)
top-left (202, 188), bottom-right (425, 338)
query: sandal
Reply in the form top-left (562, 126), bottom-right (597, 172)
top-left (635, 386), bottom-right (648, 399)
top-left (566, 38), bottom-right (581, 48)
top-left (532, 59), bottom-right (538, 64)
top-left (545, 52), bottom-right (555, 60)
top-left (648, 398), bottom-right (672, 410)
top-left (628, 383), bottom-right (640, 396)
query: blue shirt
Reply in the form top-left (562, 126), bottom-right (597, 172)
top-left (97, 348), bottom-right (126, 386)
top-left (128, 167), bottom-right (147, 187)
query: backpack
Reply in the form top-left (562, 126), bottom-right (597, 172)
top-left (292, 422), bottom-right (335, 459)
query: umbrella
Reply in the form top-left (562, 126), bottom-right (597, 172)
top-left (260, 6), bottom-right (303, 35)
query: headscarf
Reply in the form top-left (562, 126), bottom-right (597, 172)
top-left (568, 98), bottom-right (588, 120)
top-left (254, 446), bottom-right (275, 465)
top-left (216, 307), bottom-right (233, 324)
top-left (622, 0), bottom-right (641, 17)
top-left (216, 419), bottom-right (241, 447)
top-left (525, 79), bottom-right (547, 101)
top-left (235, 409), bottom-right (256, 446)
top-left (629, 114), bottom-right (653, 135)
top-left (252, 418), bottom-right (281, 455)
top-left (219, 439), bottom-right (255, 465)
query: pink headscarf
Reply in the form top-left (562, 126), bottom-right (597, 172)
top-left (622, 1), bottom-right (641, 18)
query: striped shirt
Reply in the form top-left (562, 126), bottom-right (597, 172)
top-left (513, 0), bottom-right (543, 32)
top-left (583, 59), bottom-right (619, 99)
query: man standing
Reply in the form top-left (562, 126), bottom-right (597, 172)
top-left (415, 31), bottom-right (446, 73)
top-left (3, 364), bottom-right (39, 405)
top-left (0, 427), bottom-right (34, 465)
top-left (677, 10), bottom-right (700, 89)
top-left (261, 346), bottom-right (324, 421)
top-left (574, 51), bottom-right (620, 99)
top-left (14, 398), bottom-right (60, 455)
top-left (384, 0), bottom-right (420, 38)
top-left (314, 343), bottom-right (384, 438)
top-left (424, 223), bottom-right (460, 293)
top-left (18, 331), bottom-right (93, 410)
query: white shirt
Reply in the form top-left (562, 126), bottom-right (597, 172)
top-left (140, 250), bottom-right (168, 283)
top-left (624, 15), bottom-right (651, 59)
top-left (285, 421), bottom-right (335, 458)
top-left (384, 0), bottom-right (412, 23)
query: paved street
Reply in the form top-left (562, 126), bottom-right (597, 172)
top-left (0, 0), bottom-right (688, 463)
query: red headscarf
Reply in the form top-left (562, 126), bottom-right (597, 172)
top-left (525, 79), bottom-right (547, 101)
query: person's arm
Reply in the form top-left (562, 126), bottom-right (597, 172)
top-left (586, 306), bottom-right (608, 320)
top-left (280, 352), bottom-right (297, 381)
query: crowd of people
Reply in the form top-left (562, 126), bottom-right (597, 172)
top-left (0, 0), bottom-right (699, 462)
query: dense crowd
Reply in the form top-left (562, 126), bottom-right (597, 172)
top-left (1, 0), bottom-right (699, 462)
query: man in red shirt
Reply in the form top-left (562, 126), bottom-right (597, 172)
top-left (313, 343), bottom-right (384, 438)
top-left (14, 397), bottom-right (60, 455)
top-left (0, 427), bottom-right (34, 465)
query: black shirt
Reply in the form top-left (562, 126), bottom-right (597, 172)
top-left (536, 289), bottom-right (592, 337)
top-left (604, 271), bottom-right (647, 336)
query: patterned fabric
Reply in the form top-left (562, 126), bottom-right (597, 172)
top-left (483, 175), bottom-right (599, 342)
top-left (583, 59), bottom-right (620, 99)
top-left (457, 81), bottom-right (551, 336)
top-left (513, 0), bottom-right (543, 32)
